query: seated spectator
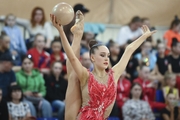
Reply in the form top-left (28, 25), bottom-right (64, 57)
top-left (108, 40), bottom-right (123, 67)
top-left (0, 31), bottom-right (11, 56)
top-left (28, 33), bottom-right (50, 74)
top-left (168, 38), bottom-right (180, 95)
top-left (0, 54), bottom-right (16, 99)
top-left (122, 82), bottom-right (155, 120)
top-left (15, 55), bottom-right (52, 117)
top-left (7, 85), bottom-right (31, 120)
top-left (50, 39), bottom-right (66, 73)
top-left (81, 51), bottom-right (93, 70)
top-left (116, 71), bottom-right (131, 119)
top-left (161, 89), bottom-right (180, 120)
top-left (126, 56), bottom-right (139, 81)
top-left (0, 87), bottom-right (9, 120)
top-left (164, 16), bottom-right (180, 55)
top-left (135, 40), bottom-right (157, 71)
top-left (116, 16), bottom-right (142, 48)
top-left (163, 72), bottom-right (179, 100)
top-left (134, 64), bottom-right (166, 110)
top-left (44, 61), bottom-right (67, 120)
top-left (3, 14), bottom-right (27, 66)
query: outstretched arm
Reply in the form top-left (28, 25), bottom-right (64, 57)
top-left (50, 13), bottom-right (88, 85)
top-left (66, 11), bottom-right (84, 77)
top-left (112, 25), bottom-right (156, 82)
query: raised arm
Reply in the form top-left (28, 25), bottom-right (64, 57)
top-left (50, 13), bottom-right (88, 84)
top-left (66, 11), bottom-right (84, 77)
top-left (112, 25), bottom-right (156, 82)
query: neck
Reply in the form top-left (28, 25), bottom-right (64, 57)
top-left (24, 70), bottom-right (32, 75)
top-left (172, 52), bottom-right (179, 58)
top-left (12, 99), bottom-right (20, 104)
top-left (54, 52), bottom-right (60, 55)
top-left (55, 74), bottom-right (59, 81)
top-left (36, 47), bottom-right (43, 53)
top-left (132, 97), bottom-right (139, 101)
top-left (92, 68), bottom-right (106, 78)
top-left (159, 53), bottom-right (165, 58)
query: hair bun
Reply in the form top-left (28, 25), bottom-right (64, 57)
top-left (89, 40), bottom-right (98, 48)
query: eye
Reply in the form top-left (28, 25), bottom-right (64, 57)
top-left (100, 54), bottom-right (105, 57)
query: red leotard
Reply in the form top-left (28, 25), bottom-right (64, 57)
top-left (78, 69), bottom-right (116, 120)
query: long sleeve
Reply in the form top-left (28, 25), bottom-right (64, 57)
top-left (0, 101), bottom-right (9, 120)
top-left (122, 101), bottom-right (134, 120)
top-left (18, 27), bottom-right (27, 54)
top-left (144, 101), bottom-right (155, 120)
top-left (44, 22), bottom-right (53, 40)
top-left (38, 75), bottom-right (46, 97)
top-left (116, 27), bottom-right (129, 46)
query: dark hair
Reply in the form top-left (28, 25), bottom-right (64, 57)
top-left (8, 85), bottom-right (23, 102)
top-left (31, 7), bottom-right (46, 28)
top-left (0, 31), bottom-right (8, 40)
top-left (170, 17), bottom-right (180, 29)
top-left (166, 88), bottom-right (174, 98)
top-left (21, 54), bottom-right (33, 63)
top-left (51, 39), bottom-right (61, 47)
top-left (129, 82), bottom-right (143, 100)
top-left (171, 37), bottom-right (179, 48)
top-left (130, 16), bottom-right (141, 24)
top-left (89, 40), bottom-right (104, 55)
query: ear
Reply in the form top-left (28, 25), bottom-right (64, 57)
top-left (90, 54), bottom-right (95, 62)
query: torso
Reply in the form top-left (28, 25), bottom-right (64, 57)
top-left (77, 69), bottom-right (117, 120)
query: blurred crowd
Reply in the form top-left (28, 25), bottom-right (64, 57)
top-left (0, 3), bottom-right (180, 120)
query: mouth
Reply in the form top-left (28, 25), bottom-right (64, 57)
top-left (104, 62), bottom-right (108, 65)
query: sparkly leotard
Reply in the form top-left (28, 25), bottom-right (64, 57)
top-left (78, 69), bottom-right (117, 120)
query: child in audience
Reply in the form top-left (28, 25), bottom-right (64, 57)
top-left (7, 85), bottom-right (31, 120)
top-left (3, 14), bottom-right (27, 66)
top-left (163, 72), bottom-right (179, 100)
top-left (28, 33), bottom-right (50, 74)
top-left (50, 39), bottom-right (66, 73)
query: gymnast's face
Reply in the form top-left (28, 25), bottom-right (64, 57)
top-left (91, 46), bottom-right (110, 70)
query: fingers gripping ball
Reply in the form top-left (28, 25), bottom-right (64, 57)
top-left (52, 2), bottom-right (74, 25)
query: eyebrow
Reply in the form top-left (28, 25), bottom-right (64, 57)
top-left (100, 52), bottom-right (110, 55)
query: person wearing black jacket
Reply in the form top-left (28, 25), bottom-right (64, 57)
top-left (44, 61), bottom-right (67, 120)
top-left (0, 87), bottom-right (9, 120)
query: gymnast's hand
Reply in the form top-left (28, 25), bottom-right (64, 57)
top-left (50, 14), bottom-right (63, 32)
top-left (141, 25), bottom-right (156, 38)
top-left (71, 10), bottom-right (84, 36)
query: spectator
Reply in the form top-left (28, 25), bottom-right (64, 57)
top-left (3, 14), bottom-right (27, 66)
top-left (164, 17), bottom-right (180, 55)
top-left (0, 87), bottom-right (9, 120)
top-left (126, 56), bottom-right (139, 81)
top-left (116, 71), bottom-right (131, 119)
top-left (134, 64), bottom-right (166, 110)
top-left (163, 72), bottom-right (179, 100)
top-left (168, 38), bottom-right (180, 94)
top-left (44, 61), bottom-right (67, 120)
top-left (63, 3), bottom-right (89, 43)
top-left (0, 53), bottom-right (16, 99)
top-left (116, 16), bottom-right (142, 47)
top-left (122, 82), bottom-right (155, 120)
top-left (108, 40), bottom-right (122, 67)
top-left (50, 39), bottom-right (66, 73)
top-left (15, 55), bottom-right (52, 117)
top-left (28, 33), bottom-right (50, 74)
top-left (135, 40), bottom-right (157, 71)
top-left (161, 89), bottom-right (180, 120)
top-left (0, 31), bottom-right (11, 56)
top-left (7, 85), bottom-right (31, 120)
top-left (81, 52), bottom-right (92, 70)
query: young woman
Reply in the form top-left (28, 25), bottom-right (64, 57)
top-left (122, 83), bottom-right (155, 120)
top-left (7, 85), bottom-right (31, 120)
top-left (15, 55), bottom-right (52, 117)
top-left (44, 61), bottom-right (67, 120)
top-left (50, 11), bottom-right (155, 119)
top-left (161, 90), bottom-right (180, 120)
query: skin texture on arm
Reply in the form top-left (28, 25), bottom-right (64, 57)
top-left (112, 25), bottom-right (156, 82)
